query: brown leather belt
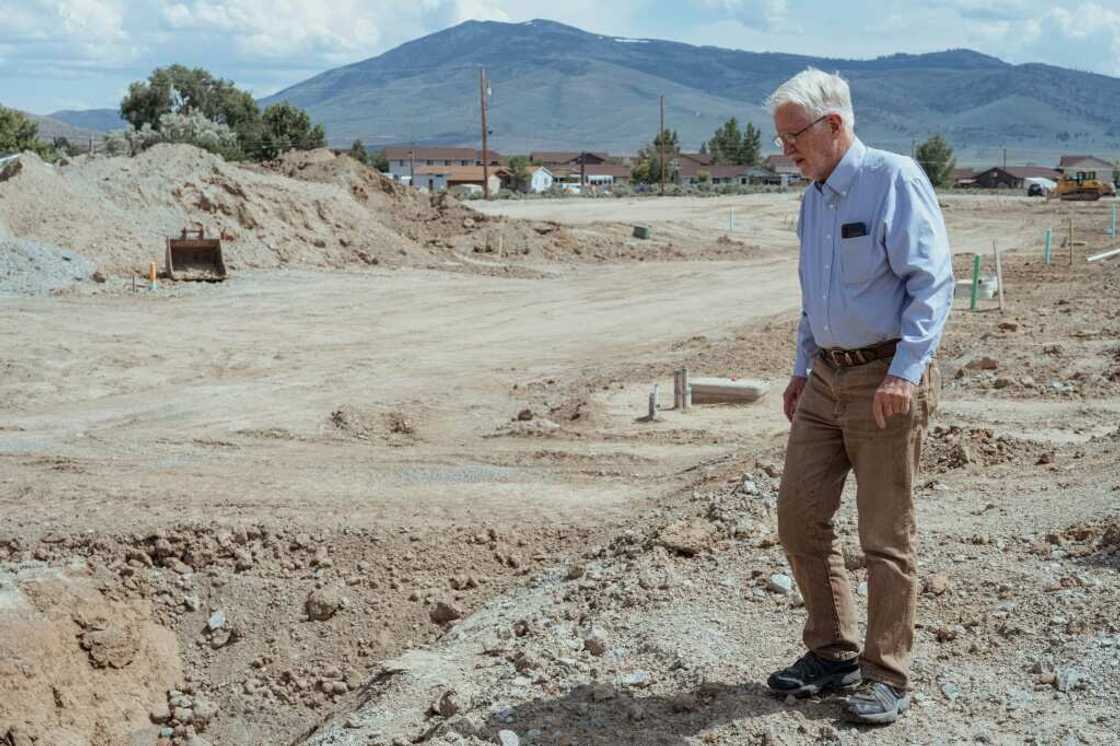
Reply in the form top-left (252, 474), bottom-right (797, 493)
top-left (818, 339), bottom-right (899, 368)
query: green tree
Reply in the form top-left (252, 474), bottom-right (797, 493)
top-left (0, 106), bottom-right (43, 152)
top-left (120, 65), bottom-right (259, 135)
top-left (707, 118), bottom-right (742, 164)
top-left (634, 128), bottom-right (680, 184)
top-left (707, 118), bottom-right (761, 166)
top-left (738, 122), bottom-right (761, 167)
top-left (256, 102), bottom-right (326, 160)
top-left (349, 139), bottom-right (369, 164)
top-left (506, 154), bottom-right (532, 191)
top-left (369, 149), bottom-right (389, 172)
top-left (915, 135), bottom-right (956, 188)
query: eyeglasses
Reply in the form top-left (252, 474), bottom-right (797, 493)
top-left (772, 115), bottom-right (828, 149)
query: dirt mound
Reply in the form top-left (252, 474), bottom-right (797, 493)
top-left (0, 146), bottom-right (426, 275)
top-left (922, 425), bottom-right (1052, 472)
top-left (0, 562), bottom-right (181, 746)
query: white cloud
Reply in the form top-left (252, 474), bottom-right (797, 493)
top-left (695, 0), bottom-right (796, 32)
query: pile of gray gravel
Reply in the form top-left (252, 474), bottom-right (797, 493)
top-left (0, 239), bottom-right (96, 296)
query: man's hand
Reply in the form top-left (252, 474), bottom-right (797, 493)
top-left (872, 375), bottom-right (916, 429)
top-left (783, 376), bottom-right (807, 423)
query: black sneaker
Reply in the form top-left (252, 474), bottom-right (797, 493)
top-left (767, 652), bottom-right (861, 697)
top-left (843, 680), bottom-right (910, 724)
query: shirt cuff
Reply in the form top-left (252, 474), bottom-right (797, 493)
top-left (887, 348), bottom-right (926, 385)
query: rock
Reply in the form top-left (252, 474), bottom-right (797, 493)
top-left (658, 519), bottom-right (716, 557)
top-left (305, 586), bottom-right (345, 621)
top-left (856, 581), bottom-right (868, 596)
top-left (619, 670), bottom-right (651, 688)
top-left (172, 706), bottom-right (194, 724)
top-left (767, 573), bottom-right (793, 594)
top-left (1055, 669), bottom-right (1082, 692)
top-left (183, 595), bottom-right (201, 612)
top-left (670, 694), bottom-right (699, 712)
top-left (1037, 452), bottom-right (1055, 465)
top-left (430, 600), bottom-right (464, 625)
top-left (80, 622), bottom-right (139, 669)
top-left (966, 356), bottom-right (999, 371)
top-left (234, 550), bottom-right (253, 571)
top-left (733, 520), bottom-right (756, 539)
top-left (184, 737), bottom-right (212, 746)
top-left (994, 377), bottom-right (1014, 389)
top-left (924, 573), bottom-right (951, 596)
top-left (498, 731), bottom-right (520, 746)
top-left (940, 681), bottom-right (961, 701)
top-left (998, 321), bottom-right (1019, 332)
top-left (150, 701), bottom-right (173, 724)
top-left (583, 629), bottom-right (608, 657)
top-left (432, 689), bottom-right (461, 718)
top-left (564, 563), bottom-right (585, 581)
top-left (192, 697), bottom-right (219, 725)
top-left (516, 408), bottom-right (533, 421)
top-left (207, 610), bottom-right (225, 631)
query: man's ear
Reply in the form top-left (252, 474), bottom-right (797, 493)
top-left (827, 113), bottom-right (844, 134)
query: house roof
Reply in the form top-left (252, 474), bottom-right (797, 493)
top-left (551, 163), bottom-right (631, 178)
top-left (763, 154), bottom-right (799, 172)
top-left (530, 151), bottom-right (609, 164)
top-left (1058, 155), bottom-right (1114, 170)
top-left (978, 166), bottom-right (1062, 180)
top-left (679, 152), bottom-right (713, 166)
top-left (707, 165), bottom-right (751, 179)
top-left (383, 147), bottom-right (504, 162)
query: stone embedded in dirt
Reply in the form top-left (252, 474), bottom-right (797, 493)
top-left (998, 321), bottom-right (1020, 332)
top-left (516, 408), bottom-right (533, 421)
top-left (564, 563), bottom-right (585, 580)
top-left (994, 376), bottom-right (1014, 389)
top-left (940, 681), bottom-right (961, 701)
top-left (172, 706), bottom-right (194, 724)
top-left (192, 697), bottom-right (219, 726)
top-left (658, 519), bottom-right (716, 557)
top-left (79, 621), bottom-right (140, 669)
top-left (431, 689), bottom-right (461, 718)
top-left (767, 574), bottom-right (793, 594)
top-left (305, 586), bottom-right (346, 621)
top-left (739, 478), bottom-right (760, 495)
top-left (670, 694), bottom-right (699, 712)
top-left (619, 670), bottom-right (651, 688)
top-left (512, 619), bottom-right (531, 637)
top-left (167, 558), bottom-right (193, 575)
top-left (234, 550), bottom-right (253, 571)
top-left (1037, 452), bottom-right (1055, 465)
top-left (183, 594), bottom-right (201, 612)
top-left (207, 610), bottom-right (226, 631)
top-left (965, 356), bottom-right (999, 371)
top-left (498, 730), bottom-right (520, 746)
top-left (583, 629), bottom-right (608, 657)
top-left (429, 600), bottom-right (464, 625)
top-left (924, 573), bottom-right (951, 596)
top-left (150, 701), bottom-right (173, 724)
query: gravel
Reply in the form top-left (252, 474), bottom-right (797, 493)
top-left (0, 239), bottom-right (96, 296)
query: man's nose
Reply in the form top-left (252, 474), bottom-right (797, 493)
top-left (782, 139), bottom-right (797, 156)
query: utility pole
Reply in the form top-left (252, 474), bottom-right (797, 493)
top-left (659, 95), bottom-right (666, 196)
top-left (409, 139), bottom-right (415, 186)
top-left (480, 68), bottom-right (490, 200)
top-left (1002, 147), bottom-right (1007, 170)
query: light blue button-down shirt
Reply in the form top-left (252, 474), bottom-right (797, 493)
top-left (794, 138), bottom-right (954, 384)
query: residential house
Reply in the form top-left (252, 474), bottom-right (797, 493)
top-left (526, 166), bottom-right (554, 193)
top-left (530, 151), bottom-right (608, 168)
top-left (412, 165), bottom-right (509, 194)
top-left (762, 154), bottom-right (804, 185)
top-left (972, 166), bottom-right (1062, 190)
top-left (383, 147), bottom-right (504, 183)
top-left (1058, 155), bottom-right (1117, 184)
top-left (950, 167), bottom-right (977, 188)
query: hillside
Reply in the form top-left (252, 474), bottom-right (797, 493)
top-left (260, 19), bottom-right (1120, 157)
top-left (48, 108), bottom-right (126, 133)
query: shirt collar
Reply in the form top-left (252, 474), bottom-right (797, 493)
top-left (817, 137), bottom-right (865, 198)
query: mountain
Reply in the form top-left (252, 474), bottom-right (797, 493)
top-left (25, 113), bottom-right (102, 145)
top-left (48, 108), bottom-right (126, 133)
top-left (260, 19), bottom-right (1120, 158)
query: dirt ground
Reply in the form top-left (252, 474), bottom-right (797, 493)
top-left (2, 183), bottom-right (1119, 746)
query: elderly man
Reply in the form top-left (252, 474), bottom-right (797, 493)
top-left (763, 68), bottom-right (953, 724)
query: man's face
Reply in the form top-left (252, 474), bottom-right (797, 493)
top-left (773, 103), bottom-right (838, 181)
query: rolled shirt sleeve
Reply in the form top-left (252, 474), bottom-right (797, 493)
top-left (881, 171), bottom-right (955, 384)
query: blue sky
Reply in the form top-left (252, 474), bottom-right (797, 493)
top-left (2, 0), bottom-right (1119, 114)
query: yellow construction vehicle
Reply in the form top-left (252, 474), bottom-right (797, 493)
top-left (1050, 173), bottom-right (1115, 201)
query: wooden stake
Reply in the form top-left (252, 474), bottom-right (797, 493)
top-left (648, 391), bottom-right (657, 421)
top-left (993, 241), bottom-right (1004, 311)
top-left (969, 254), bottom-right (981, 311)
top-left (653, 383), bottom-right (661, 410)
top-left (673, 370), bottom-right (682, 409)
top-left (1068, 217), bottom-right (1074, 266)
top-left (681, 367), bottom-right (690, 410)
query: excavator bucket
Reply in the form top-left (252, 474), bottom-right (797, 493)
top-left (166, 224), bottom-right (227, 281)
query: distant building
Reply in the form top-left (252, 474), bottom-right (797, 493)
top-left (526, 166), bottom-right (554, 193)
top-left (1058, 155), bottom-right (1117, 183)
top-left (383, 147), bottom-right (504, 182)
top-left (972, 166), bottom-right (1062, 189)
top-left (412, 164), bottom-right (509, 194)
top-left (530, 151), bottom-right (608, 168)
top-left (762, 154), bottom-right (804, 185)
top-left (950, 167), bottom-right (977, 188)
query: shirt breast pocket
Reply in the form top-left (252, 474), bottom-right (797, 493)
top-left (839, 234), bottom-right (884, 285)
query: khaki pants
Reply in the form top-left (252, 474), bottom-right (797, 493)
top-left (777, 355), bottom-right (939, 690)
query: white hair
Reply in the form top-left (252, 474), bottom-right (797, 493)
top-left (766, 67), bottom-right (855, 133)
